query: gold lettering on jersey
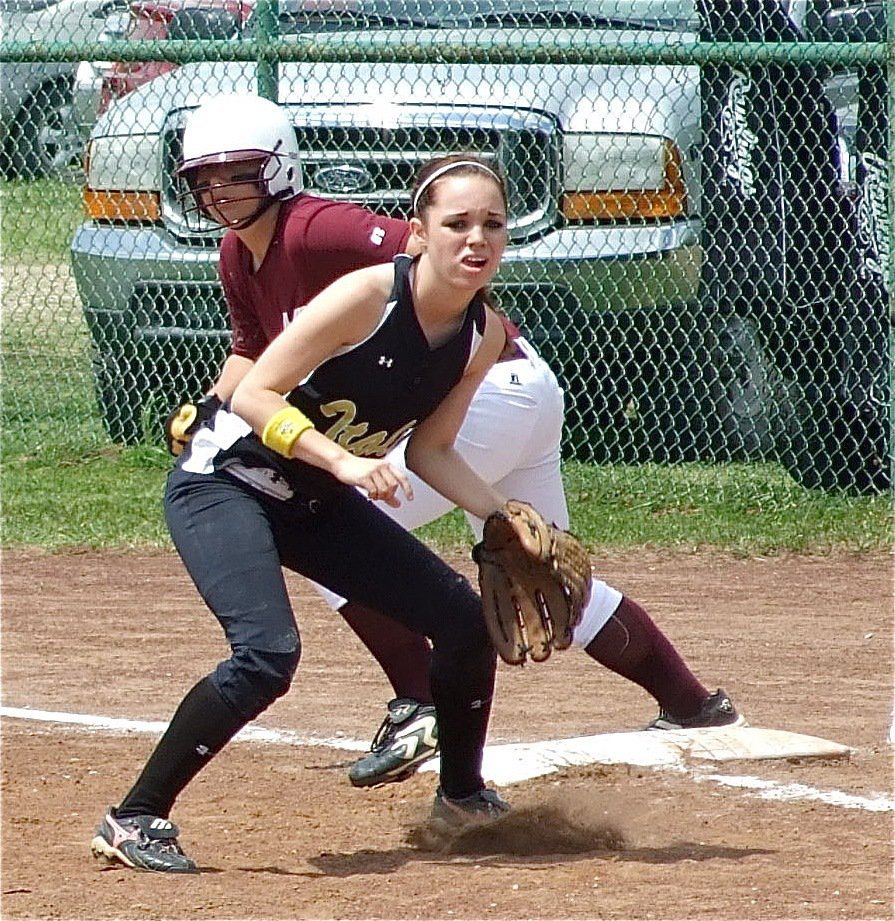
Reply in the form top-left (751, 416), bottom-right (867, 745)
top-left (320, 400), bottom-right (367, 445)
top-left (319, 400), bottom-right (417, 458)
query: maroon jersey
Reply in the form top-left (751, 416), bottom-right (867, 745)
top-left (219, 195), bottom-right (412, 360)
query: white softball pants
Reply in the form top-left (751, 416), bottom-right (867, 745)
top-left (316, 337), bottom-right (621, 647)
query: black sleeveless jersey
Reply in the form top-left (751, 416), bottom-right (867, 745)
top-left (217, 254), bottom-right (488, 497)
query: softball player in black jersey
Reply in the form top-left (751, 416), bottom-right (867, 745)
top-left (91, 155), bottom-right (515, 873)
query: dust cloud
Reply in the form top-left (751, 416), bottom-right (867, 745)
top-left (406, 789), bottom-right (628, 855)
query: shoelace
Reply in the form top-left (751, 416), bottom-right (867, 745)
top-left (369, 713), bottom-right (400, 753)
top-left (136, 833), bottom-right (186, 856)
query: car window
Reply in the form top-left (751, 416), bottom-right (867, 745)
top-left (414, 0), bottom-right (696, 29)
top-left (819, 0), bottom-right (883, 40)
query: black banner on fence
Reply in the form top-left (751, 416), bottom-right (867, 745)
top-left (698, 0), bottom-right (890, 493)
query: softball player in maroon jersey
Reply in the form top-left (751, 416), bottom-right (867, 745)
top-left (161, 94), bottom-right (744, 792)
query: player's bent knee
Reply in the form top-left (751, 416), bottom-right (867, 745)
top-left (432, 611), bottom-right (496, 679)
top-left (571, 580), bottom-right (624, 648)
top-left (430, 595), bottom-right (491, 654)
top-left (250, 646), bottom-right (301, 701)
top-left (216, 643), bottom-right (302, 720)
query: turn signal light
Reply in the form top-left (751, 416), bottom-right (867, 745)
top-left (84, 189), bottom-right (161, 222)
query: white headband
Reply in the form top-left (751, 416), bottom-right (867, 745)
top-left (412, 160), bottom-right (502, 214)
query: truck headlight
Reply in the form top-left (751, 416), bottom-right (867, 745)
top-left (83, 135), bottom-right (161, 222)
top-left (562, 133), bottom-right (687, 221)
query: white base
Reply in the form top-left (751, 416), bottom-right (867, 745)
top-left (419, 726), bottom-right (853, 786)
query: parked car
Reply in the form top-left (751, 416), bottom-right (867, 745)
top-left (0, 0), bottom-right (130, 179)
top-left (72, 0), bottom-right (250, 130)
top-left (69, 0), bottom-right (890, 493)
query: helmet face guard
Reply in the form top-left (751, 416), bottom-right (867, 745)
top-left (177, 147), bottom-right (287, 231)
top-left (175, 94), bottom-right (304, 232)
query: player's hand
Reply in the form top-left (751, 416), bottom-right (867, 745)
top-left (332, 456), bottom-right (414, 507)
top-left (164, 393), bottom-right (223, 456)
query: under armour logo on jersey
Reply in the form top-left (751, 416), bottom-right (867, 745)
top-left (378, 356), bottom-right (394, 368)
top-left (370, 227), bottom-right (386, 246)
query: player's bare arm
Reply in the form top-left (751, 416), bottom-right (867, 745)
top-left (404, 307), bottom-right (507, 519)
top-left (230, 263), bottom-right (413, 505)
top-left (210, 353), bottom-right (256, 402)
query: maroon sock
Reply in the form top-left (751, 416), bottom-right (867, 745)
top-left (339, 602), bottom-right (433, 704)
top-left (584, 596), bottom-right (709, 718)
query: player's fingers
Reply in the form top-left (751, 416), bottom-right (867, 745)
top-left (394, 470), bottom-right (414, 502)
top-left (361, 462), bottom-right (411, 505)
top-left (374, 464), bottom-right (413, 502)
top-left (364, 469), bottom-right (394, 501)
top-left (379, 487), bottom-right (403, 508)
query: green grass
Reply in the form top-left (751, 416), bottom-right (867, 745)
top-left (560, 460), bottom-right (892, 554)
top-left (1, 179), bottom-right (84, 262)
top-left (2, 446), bottom-right (891, 553)
top-left (3, 445), bottom-right (173, 548)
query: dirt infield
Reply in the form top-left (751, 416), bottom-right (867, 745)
top-left (1, 547), bottom-right (892, 920)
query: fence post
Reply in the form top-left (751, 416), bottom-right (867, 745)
top-left (254, 0), bottom-right (279, 102)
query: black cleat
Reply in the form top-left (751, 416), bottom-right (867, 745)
top-left (90, 807), bottom-right (198, 873)
top-left (647, 688), bottom-right (747, 731)
top-left (348, 698), bottom-right (439, 787)
top-left (430, 787), bottom-right (511, 828)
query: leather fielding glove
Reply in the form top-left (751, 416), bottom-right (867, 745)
top-left (164, 393), bottom-right (223, 456)
top-left (472, 499), bottom-right (592, 665)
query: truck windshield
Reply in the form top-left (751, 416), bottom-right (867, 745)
top-left (273, 0), bottom-right (697, 34)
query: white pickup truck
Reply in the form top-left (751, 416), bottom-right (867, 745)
top-left (69, 0), bottom-right (890, 493)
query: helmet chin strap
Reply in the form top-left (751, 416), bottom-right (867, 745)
top-left (229, 141), bottom-right (288, 229)
top-left (226, 195), bottom-right (278, 230)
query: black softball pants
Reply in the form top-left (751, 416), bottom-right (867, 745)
top-left (164, 465), bottom-right (497, 799)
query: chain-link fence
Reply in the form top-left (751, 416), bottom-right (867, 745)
top-left (2, 0), bottom-right (891, 495)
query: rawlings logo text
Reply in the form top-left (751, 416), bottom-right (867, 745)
top-left (720, 72), bottom-right (758, 198)
top-left (857, 152), bottom-right (888, 287)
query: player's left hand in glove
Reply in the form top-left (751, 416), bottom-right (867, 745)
top-left (472, 499), bottom-right (592, 665)
top-left (164, 393), bottom-right (223, 456)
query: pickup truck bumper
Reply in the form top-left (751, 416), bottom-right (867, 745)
top-left (71, 217), bottom-right (703, 317)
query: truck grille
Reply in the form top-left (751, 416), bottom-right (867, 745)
top-left (161, 104), bottom-right (560, 242)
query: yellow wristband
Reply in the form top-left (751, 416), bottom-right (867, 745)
top-left (261, 406), bottom-right (315, 457)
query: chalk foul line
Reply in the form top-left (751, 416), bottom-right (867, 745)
top-left (2, 705), bottom-right (891, 814)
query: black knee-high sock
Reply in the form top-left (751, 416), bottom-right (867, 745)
top-left (429, 643), bottom-right (496, 799)
top-left (584, 596), bottom-right (709, 718)
top-left (117, 676), bottom-right (246, 819)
